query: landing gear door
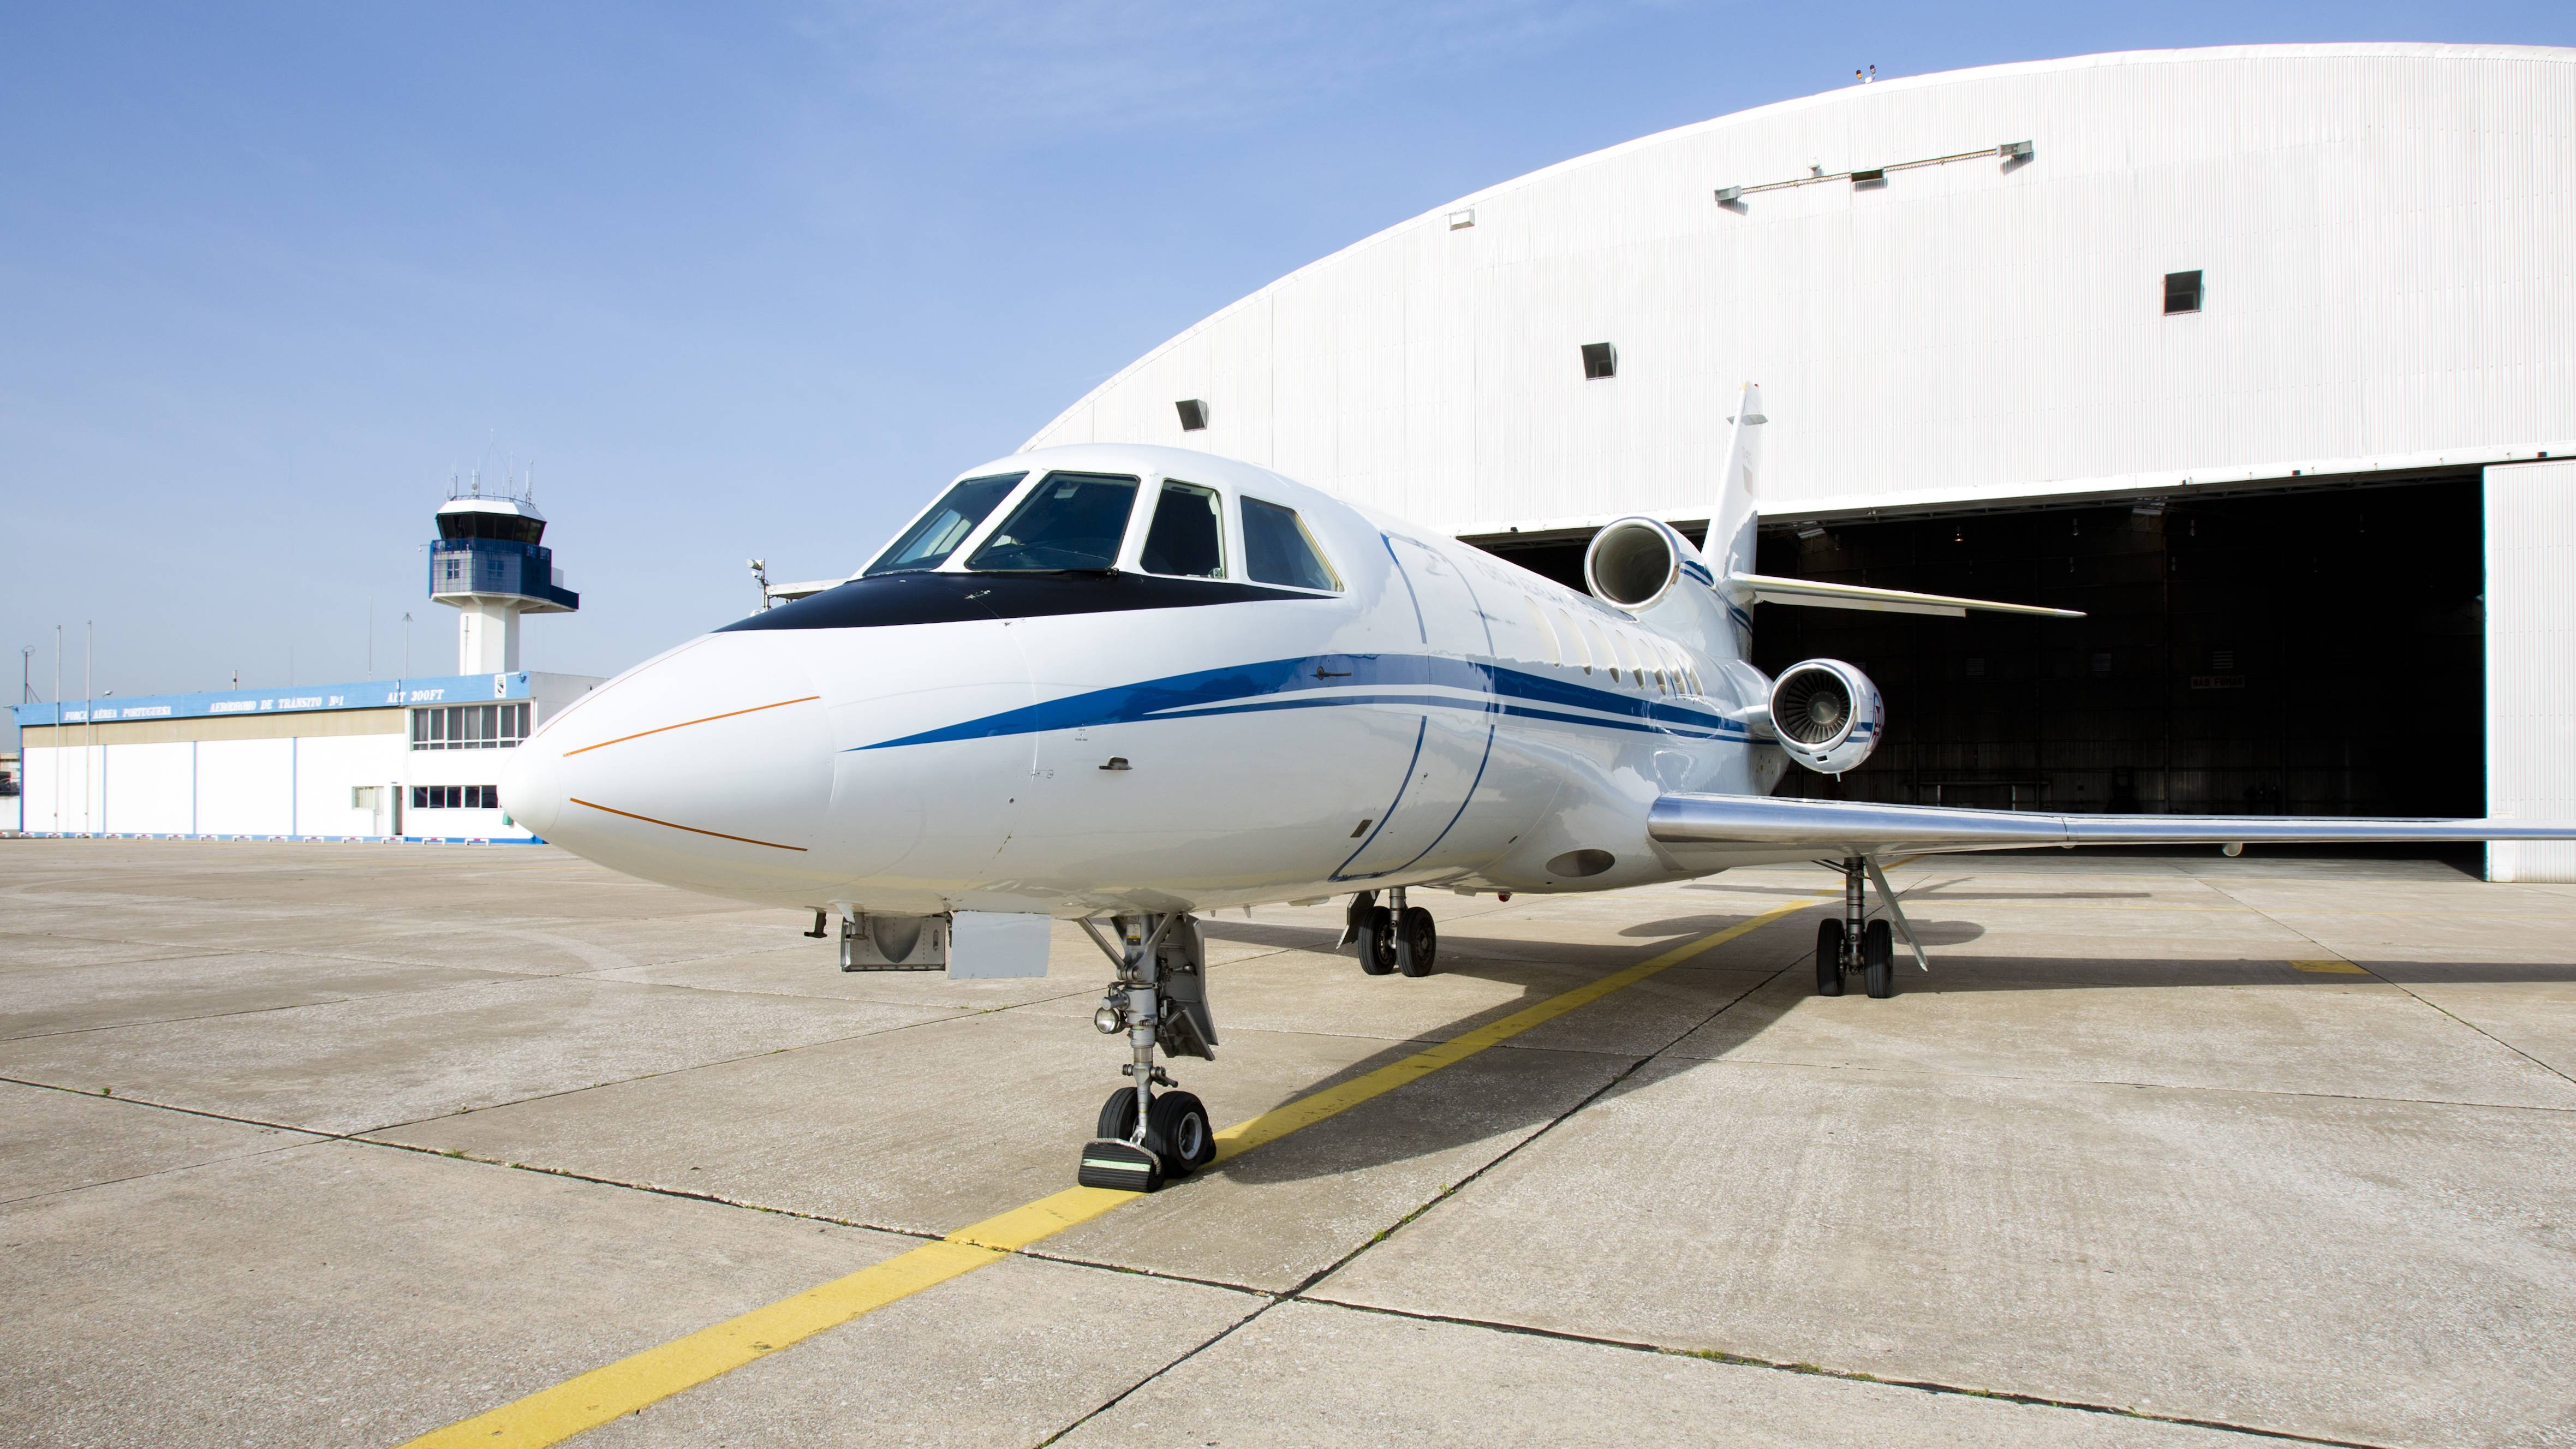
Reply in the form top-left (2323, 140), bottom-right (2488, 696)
top-left (1335, 534), bottom-right (1496, 881)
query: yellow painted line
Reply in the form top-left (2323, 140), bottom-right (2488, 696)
top-left (2289, 959), bottom-right (2371, 975)
top-left (395, 896), bottom-right (1823, 1448)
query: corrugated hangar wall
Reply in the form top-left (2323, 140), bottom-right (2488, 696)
top-left (1028, 44), bottom-right (2575, 530)
top-left (1028, 44), bottom-right (2576, 875)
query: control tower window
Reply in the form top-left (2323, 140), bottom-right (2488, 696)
top-left (864, 472), bottom-right (1026, 576)
top-left (437, 512), bottom-right (546, 544)
top-left (1242, 497), bottom-right (1342, 592)
top-left (1141, 480), bottom-right (1225, 579)
top-left (967, 472), bottom-right (1140, 573)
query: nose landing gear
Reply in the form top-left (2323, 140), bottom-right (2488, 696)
top-left (1076, 913), bottom-right (1220, 1192)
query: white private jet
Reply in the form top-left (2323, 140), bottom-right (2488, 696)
top-left (500, 387), bottom-right (2575, 1191)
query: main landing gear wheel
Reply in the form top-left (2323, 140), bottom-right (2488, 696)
top-left (1397, 905), bottom-right (1438, 977)
top-left (1357, 906), bottom-right (1398, 975)
top-left (1815, 919), bottom-right (1847, 997)
top-left (1862, 919), bottom-right (1897, 1000)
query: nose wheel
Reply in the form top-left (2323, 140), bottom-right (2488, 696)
top-left (1076, 913), bottom-right (1221, 1192)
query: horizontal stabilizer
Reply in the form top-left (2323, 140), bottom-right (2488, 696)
top-left (1729, 572), bottom-right (2082, 618)
top-left (1650, 794), bottom-right (2576, 855)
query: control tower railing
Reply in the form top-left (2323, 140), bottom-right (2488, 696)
top-left (428, 539), bottom-right (580, 611)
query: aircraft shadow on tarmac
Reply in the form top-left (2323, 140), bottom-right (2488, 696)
top-left (1186, 913), bottom-right (2576, 1185)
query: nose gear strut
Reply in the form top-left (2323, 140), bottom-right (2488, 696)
top-left (1075, 911), bottom-right (1220, 1191)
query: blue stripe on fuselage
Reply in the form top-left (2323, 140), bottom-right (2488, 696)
top-left (850, 653), bottom-right (1748, 751)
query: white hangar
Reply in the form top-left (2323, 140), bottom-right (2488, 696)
top-left (1025, 44), bottom-right (2576, 879)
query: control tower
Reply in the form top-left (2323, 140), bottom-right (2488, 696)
top-left (429, 483), bottom-right (579, 673)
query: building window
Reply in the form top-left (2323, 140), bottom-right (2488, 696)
top-left (2163, 270), bottom-right (2202, 314)
top-left (412, 702), bottom-right (530, 750)
top-left (1581, 342), bottom-right (1618, 379)
top-left (410, 784), bottom-right (497, 809)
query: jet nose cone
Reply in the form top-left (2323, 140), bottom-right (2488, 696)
top-left (520, 634), bottom-right (840, 896)
top-left (498, 737), bottom-right (564, 841)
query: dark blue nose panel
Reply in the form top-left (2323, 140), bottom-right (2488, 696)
top-left (721, 572), bottom-right (1331, 632)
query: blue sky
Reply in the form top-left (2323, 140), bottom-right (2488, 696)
top-left (5, 3), bottom-right (2571, 743)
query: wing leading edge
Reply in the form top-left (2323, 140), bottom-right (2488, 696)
top-left (1649, 794), bottom-right (2576, 856)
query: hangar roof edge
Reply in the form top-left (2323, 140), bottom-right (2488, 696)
top-left (1021, 42), bottom-right (2576, 457)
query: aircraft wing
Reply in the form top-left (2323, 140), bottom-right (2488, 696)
top-left (1648, 794), bottom-right (2576, 856)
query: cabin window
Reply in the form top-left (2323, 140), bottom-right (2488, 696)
top-left (1523, 598), bottom-right (1559, 665)
top-left (1581, 618), bottom-right (1612, 677)
top-left (1603, 630), bottom-right (1626, 683)
top-left (866, 472), bottom-right (1026, 576)
top-left (1242, 497), bottom-right (1342, 591)
top-left (967, 472), bottom-right (1140, 573)
top-left (1141, 480), bottom-right (1226, 579)
top-left (1554, 606), bottom-right (1590, 672)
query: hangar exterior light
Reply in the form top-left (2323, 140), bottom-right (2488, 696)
top-left (1176, 399), bottom-right (1210, 431)
top-left (2002, 139), bottom-right (2034, 160)
top-left (1581, 343), bottom-right (1619, 380)
top-left (1448, 208), bottom-right (1476, 229)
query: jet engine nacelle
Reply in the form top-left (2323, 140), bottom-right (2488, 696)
top-left (1584, 516), bottom-right (1688, 610)
top-left (1768, 659), bottom-right (1883, 776)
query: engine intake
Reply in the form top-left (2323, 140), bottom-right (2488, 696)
top-left (1584, 517), bottom-right (1683, 610)
top-left (1768, 659), bottom-right (1883, 776)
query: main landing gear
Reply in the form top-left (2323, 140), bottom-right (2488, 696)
top-left (1075, 913), bottom-right (1221, 1192)
top-left (1344, 888), bottom-right (1436, 977)
top-left (1815, 855), bottom-right (1928, 1000)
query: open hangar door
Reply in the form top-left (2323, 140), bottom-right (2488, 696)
top-left (1469, 475), bottom-right (2485, 827)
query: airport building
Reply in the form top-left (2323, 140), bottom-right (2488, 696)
top-left (1025, 44), bottom-right (2576, 879)
top-left (11, 488), bottom-right (600, 842)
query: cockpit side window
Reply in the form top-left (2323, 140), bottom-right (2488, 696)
top-left (1242, 497), bottom-right (1343, 592)
top-left (965, 471), bottom-right (1140, 573)
top-left (1140, 480), bottom-right (1226, 579)
top-left (863, 472), bottom-right (1026, 576)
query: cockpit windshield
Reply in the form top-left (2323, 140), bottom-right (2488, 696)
top-left (965, 471), bottom-right (1139, 573)
top-left (863, 472), bottom-right (1025, 577)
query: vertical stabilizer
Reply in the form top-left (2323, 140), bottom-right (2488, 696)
top-left (1712, 384), bottom-right (1764, 582)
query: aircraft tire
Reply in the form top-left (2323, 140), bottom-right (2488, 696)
top-left (1815, 920), bottom-right (1846, 997)
top-left (1147, 1090), bottom-right (1217, 1173)
top-left (1098, 1088), bottom-right (1140, 1141)
top-left (1397, 907), bottom-right (1438, 977)
top-left (1863, 919), bottom-right (1896, 999)
top-left (1358, 907), bottom-right (1398, 975)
